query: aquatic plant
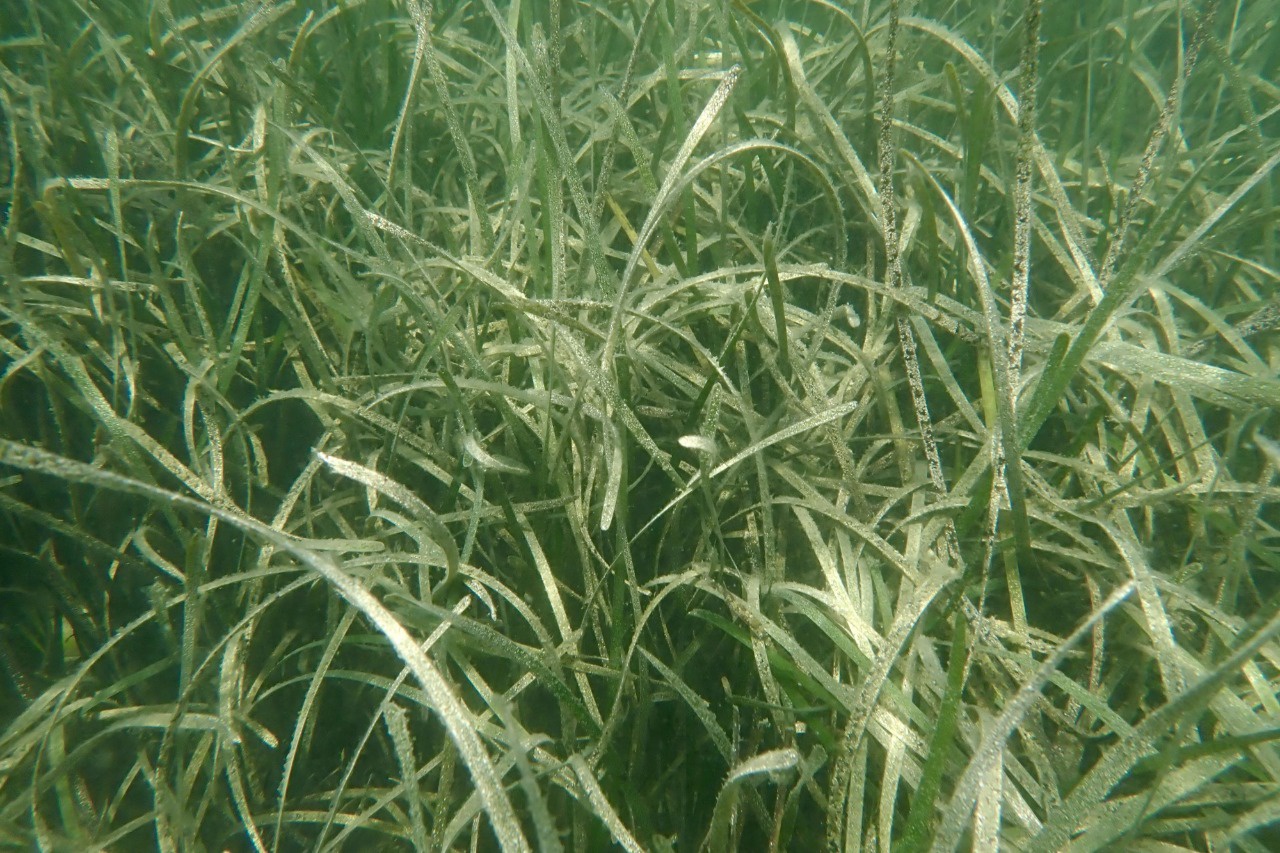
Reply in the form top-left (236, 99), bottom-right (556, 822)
top-left (1, 0), bottom-right (1277, 849)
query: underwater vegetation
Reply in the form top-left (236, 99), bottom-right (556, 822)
top-left (1, 0), bottom-right (1279, 849)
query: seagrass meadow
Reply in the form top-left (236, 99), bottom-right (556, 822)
top-left (1, 0), bottom-right (1279, 849)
